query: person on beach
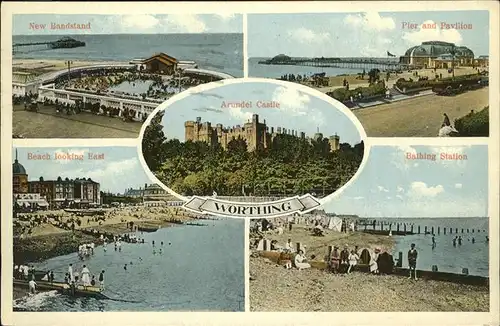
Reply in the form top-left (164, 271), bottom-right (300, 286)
top-left (117, 240), bottom-right (122, 252)
top-left (124, 264), bottom-right (127, 271)
top-left (408, 243), bottom-right (418, 280)
top-left (41, 272), bottom-right (49, 281)
top-left (432, 235), bottom-right (436, 248)
top-left (347, 249), bottom-right (359, 274)
top-left (330, 246), bottom-right (340, 274)
top-left (453, 236), bottom-right (457, 247)
top-left (152, 240), bottom-right (155, 247)
top-left (458, 236), bottom-right (463, 245)
top-left (285, 239), bottom-right (294, 253)
top-left (28, 279), bottom-right (37, 295)
top-left (294, 250), bottom-right (311, 270)
top-left (370, 248), bottom-right (380, 274)
top-left (114, 241), bottom-right (118, 251)
top-left (99, 270), bottom-right (105, 290)
top-left (64, 273), bottom-right (69, 284)
top-left (472, 237), bottom-right (475, 244)
top-left (68, 264), bottom-right (74, 282)
top-left (81, 265), bottom-right (91, 286)
top-left (23, 265), bottom-right (29, 280)
top-left (340, 246), bottom-right (350, 274)
top-left (50, 271), bottom-right (54, 283)
top-left (91, 275), bottom-right (96, 286)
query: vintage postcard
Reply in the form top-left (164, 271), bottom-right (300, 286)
top-left (1, 2), bottom-right (499, 326)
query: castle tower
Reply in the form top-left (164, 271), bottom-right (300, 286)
top-left (329, 134), bottom-right (340, 152)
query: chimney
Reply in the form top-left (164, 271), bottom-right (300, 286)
top-left (271, 127), bottom-right (274, 133)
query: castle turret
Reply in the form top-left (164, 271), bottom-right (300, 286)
top-left (329, 134), bottom-right (340, 152)
top-left (185, 120), bottom-right (196, 142)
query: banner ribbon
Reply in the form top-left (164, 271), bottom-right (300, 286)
top-left (183, 194), bottom-right (321, 218)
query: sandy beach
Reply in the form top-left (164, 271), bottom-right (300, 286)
top-left (13, 206), bottom-right (196, 263)
top-left (13, 59), bottom-right (129, 75)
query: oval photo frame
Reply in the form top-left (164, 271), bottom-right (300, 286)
top-left (138, 78), bottom-right (370, 219)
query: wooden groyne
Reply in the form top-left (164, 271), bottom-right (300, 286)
top-left (358, 220), bottom-right (487, 236)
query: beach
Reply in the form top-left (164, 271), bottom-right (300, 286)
top-left (13, 206), bottom-right (194, 263)
top-left (250, 256), bottom-right (489, 312)
top-left (249, 222), bottom-right (489, 312)
top-left (13, 59), bottom-right (129, 76)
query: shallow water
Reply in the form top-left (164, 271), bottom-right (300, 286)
top-left (374, 217), bottom-right (489, 277)
top-left (14, 218), bottom-right (245, 311)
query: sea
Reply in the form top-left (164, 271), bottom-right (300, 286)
top-left (12, 34), bottom-right (243, 77)
top-left (249, 57), bottom-right (383, 79)
top-left (14, 218), bottom-right (245, 312)
top-left (370, 217), bottom-right (489, 277)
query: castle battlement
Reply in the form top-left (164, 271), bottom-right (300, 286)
top-left (184, 114), bottom-right (340, 152)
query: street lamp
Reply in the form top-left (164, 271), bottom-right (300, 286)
top-left (450, 45), bottom-right (456, 80)
top-left (65, 60), bottom-right (73, 83)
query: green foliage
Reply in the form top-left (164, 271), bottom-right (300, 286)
top-left (142, 110), bottom-right (166, 172)
top-left (327, 82), bottom-right (386, 102)
top-left (150, 136), bottom-right (365, 197)
top-left (454, 106), bottom-right (489, 137)
top-left (396, 74), bottom-right (483, 91)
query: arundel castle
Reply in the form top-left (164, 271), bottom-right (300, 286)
top-left (184, 114), bottom-right (340, 152)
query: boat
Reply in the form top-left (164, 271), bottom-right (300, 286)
top-left (13, 279), bottom-right (107, 299)
top-left (137, 224), bottom-right (160, 232)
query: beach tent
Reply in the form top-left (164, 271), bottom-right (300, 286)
top-left (327, 216), bottom-right (342, 232)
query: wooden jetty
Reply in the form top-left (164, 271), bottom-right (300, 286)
top-left (14, 279), bottom-right (107, 299)
top-left (13, 37), bottom-right (85, 52)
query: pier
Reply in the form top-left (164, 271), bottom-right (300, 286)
top-left (258, 55), bottom-right (407, 71)
top-left (13, 37), bottom-right (85, 52)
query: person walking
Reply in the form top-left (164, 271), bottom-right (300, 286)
top-left (408, 243), bottom-right (418, 280)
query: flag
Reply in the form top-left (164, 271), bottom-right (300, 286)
top-left (387, 51), bottom-right (396, 57)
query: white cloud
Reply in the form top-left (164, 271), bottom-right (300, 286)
top-left (402, 20), bottom-right (463, 46)
top-left (377, 186), bottom-right (389, 193)
top-left (397, 186), bottom-right (404, 193)
top-left (164, 15), bottom-right (207, 33)
top-left (353, 196), bottom-right (364, 200)
top-left (408, 181), bottom-right (444, 198)
top-left (344, 12), bottom-right (396, 31)
top-left (122, 15), bottom-right (161, 30)
top-left (53, 149), bottom-right (87, 165)
top-left (215, 13), bottom-right (236, 21)
top-left (455, 183), bottom-right (463, 189)
top-left (227, 107), bottom-right (253, 122)
top-left (287, 27), bottom-right (331, 44)
top-left (272, 86), bottom-right (327, 128)
top-left (396, 194), bottom-right (404, 200)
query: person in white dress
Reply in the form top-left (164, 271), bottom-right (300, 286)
top-left (81, 265), bottom-right (91, 286)
top-left (347, 250), bottom-right (359, 274)
top-left (284, 239), bottom-right (294, 253)
top-left (294, 250), bottom-right (311, 270)
top-left (370, 248), bottom-right (380, 274)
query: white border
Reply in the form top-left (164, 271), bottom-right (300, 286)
top-left (136, 78), bottom-right (371, 219)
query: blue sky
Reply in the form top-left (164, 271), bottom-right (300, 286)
top-left (159, 81), bottom-right (363, 145)
top-left (13, 14), bottom-right (242, 35)
top-left (324, 145), bottom-right (488, 218)
top-left (248, 11), bottom-right (489, 58)
top-left (13, 147), bottom-right (150, 194)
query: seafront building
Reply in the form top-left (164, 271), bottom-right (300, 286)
top-left (399, 41), bottom-right (488, 69)
top-left (124, 183), bottom-right (183, 207)
top-left (184, 114), bottom-right (341, 152)
top-left (12, 153), bottom-right (101, 209)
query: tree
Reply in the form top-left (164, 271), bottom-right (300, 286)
top-left (142, 110), bottom-right (166, 171)
top-left (368, 69), bottom-right (380, 85)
